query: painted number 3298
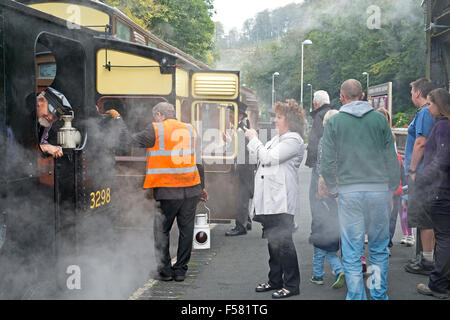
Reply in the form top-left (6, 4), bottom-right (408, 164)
top-left (89, 188), bottom-right (111, 209)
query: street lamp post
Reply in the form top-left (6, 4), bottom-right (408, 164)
top-left (362, 72), bottom-right (370, 98)
top-left (300, 39), bottom-right (312, 108)
top-left (272, 72), bottom-right (279, 108)
top-left (307, 83), bottom-right (313, 113)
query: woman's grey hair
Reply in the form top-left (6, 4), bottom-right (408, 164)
top-left (313, 90), bottom-right (330, 108)
top-left (152, 102), bottom-right (176, 118)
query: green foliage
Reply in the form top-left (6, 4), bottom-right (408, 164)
top-left (150, 0), bottom-right (216, 64)
top-left (102, 0), bottom-right (169, 29)
top-left (392, 112), bottom-right (410, 128)
top-left (218, 0), bottom-right (426, 118)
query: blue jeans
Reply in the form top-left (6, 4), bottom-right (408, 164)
top-left (338, 191), bottom-right (391, 300)
top-left (309, 166), bottom-right (320, 216)
top-left (313, 246), bottom-right (344, 278)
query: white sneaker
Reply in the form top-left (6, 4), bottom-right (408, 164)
top-left (406, 236), bottom-right (415, 247)
top-left (400, 236), bottom-right (408, 245)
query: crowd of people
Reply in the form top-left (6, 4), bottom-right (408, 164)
top-left (34, 76), bottom-right (449, 300)
top-left (237, 77), bottom-right (449, 300)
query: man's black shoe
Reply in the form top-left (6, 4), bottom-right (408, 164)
top-left (174, 274), bottom-right (185, 282)
top-left (246, 224), bottom-right (252, 231)
top-left (404, 259), bottom-right (434, 276)
top-left (157, 273), bottom-right (173, 281)
top-left (417, 283), bottom-right (448, 299)
top-left (225, 227), bottom-right (247, 236)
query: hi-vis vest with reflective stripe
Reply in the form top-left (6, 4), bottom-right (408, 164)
top-left (143, 119), bottom-right (201, 189)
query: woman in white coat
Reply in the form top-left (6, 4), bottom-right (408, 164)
top-left (245, 99), bottom-right (306, 299)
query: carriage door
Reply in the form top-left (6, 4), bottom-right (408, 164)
top-left (35, 33), bottom-right (86, 288)
top-left (190, 71), bottom-right (240, 221)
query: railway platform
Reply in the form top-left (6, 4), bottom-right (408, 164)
top-left (127, 166), bottom-right (436, 301)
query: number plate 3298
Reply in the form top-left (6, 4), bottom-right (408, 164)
top-left (89, 188), bottom-right (111, 209)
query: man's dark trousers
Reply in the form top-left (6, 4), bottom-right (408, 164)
top-left (309, 166), bottom-right (320, 219)
top-left (154, 196), bottom-right (200, 277)
top-left (428, 192), bottom-right (450, 293)
top-left (236, 164), bottom-right (255, 231)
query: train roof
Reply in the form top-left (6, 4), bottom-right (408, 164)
top-left (20, 0), bottom-right (212, 71)
top-left (3, 0), bottom-right (183, 65)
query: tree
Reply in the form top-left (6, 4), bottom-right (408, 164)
top-left (102, 0), bottom-right (169, 29)
top-left (149, 0), bottom-right (216, 64)
top-left (239, 0), bottom-right (425, 118)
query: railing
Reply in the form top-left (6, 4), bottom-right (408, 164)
top-left (392, 128), bottom-right (408, 155)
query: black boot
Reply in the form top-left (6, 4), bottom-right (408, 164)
top-left (225, 226), bottom-right (247, 236)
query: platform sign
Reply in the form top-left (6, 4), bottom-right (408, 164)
top-left (368, 82), bottom-right (393, 126)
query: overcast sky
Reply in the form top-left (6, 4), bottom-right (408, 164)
top-left (213, 0), bottom-right (304, 32)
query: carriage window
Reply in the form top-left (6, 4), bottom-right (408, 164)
top-left (178, 99), bottom-right (190, 123)
top-left (99, 97), bottom-right (166, 157)
top-left (116, 20), bottom-right (131, 42)
top-left (38, 62), bottom-right (57, 79)
top-left (35, 50), bottom-right (56, 91)
top-left (193, 102), bottom-right (237, 161)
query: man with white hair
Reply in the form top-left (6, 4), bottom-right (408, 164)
top-left (305, 90), bottom-right (332, 232)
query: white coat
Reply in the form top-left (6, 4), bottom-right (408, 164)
top-left (247, 131), bottom-right (305, 216)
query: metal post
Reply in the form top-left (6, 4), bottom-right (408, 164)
top-left (272, 74), bottom-right (275, 108)
top-left (362, 72), bottom-right (370, 98)
top-left (300, 43), bottom-right (304, 107)
top-left (366, 73), bottom-right (369, 97)
top-left (272, 72), bottom-right (279, 109)
top-left (300, 40), bottom-right (312, 108)
top-left (425, 0), bottom-right (432, 79)
top-left (307, 83), bottom-right (313, 113)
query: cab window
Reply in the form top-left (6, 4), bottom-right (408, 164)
top-left (116, 19), bottom-right (131, 42)
top-left (193, 102), bottom-right (237, 161)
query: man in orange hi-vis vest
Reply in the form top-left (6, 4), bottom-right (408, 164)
top-left (106, 102), bottom-right (208, 282)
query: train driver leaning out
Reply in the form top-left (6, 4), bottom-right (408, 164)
top-left (36, 87), bottom-right (72, 158)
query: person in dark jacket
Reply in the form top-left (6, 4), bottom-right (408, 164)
top-left (225, 102), bottom-right (256, 236)
top-left (416, 88), bottom-right (450, 299)
top-left (305, 91), bottom-right (332, 244)
top-left (305, 90), bottom-right (332, 169)
top-left (310, 109), bottom-right (345, 289)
